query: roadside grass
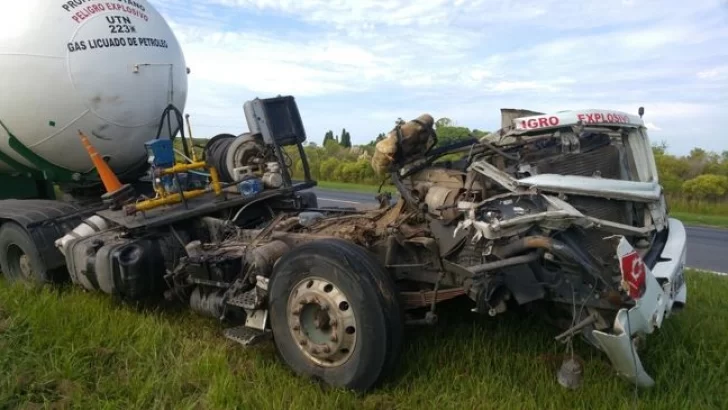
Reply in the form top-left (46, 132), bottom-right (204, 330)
top-left (1, 271), bottom-right (727, 409)
top-left (667, 196), bottom-right (728, 217)
top-left (670, 211), bottom-right (728, 229)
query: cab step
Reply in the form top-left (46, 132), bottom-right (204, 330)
top-left (223, 326), bottom-right (271, 347)
top-left (226, 289), bottom-right (259, 310)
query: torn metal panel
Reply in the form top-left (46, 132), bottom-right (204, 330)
top-left (455, 210), bottom-right (582, 242)
top-left (500, 108), bottom-right (546, 128)
top-left (517, 174), bottom-right (662, 202)
top-left (468, 159), bottom-right (521, 192)
top-left (591, 223), bottom-right (687, 387)
top-left (453, 192), bottom-right (654, 241)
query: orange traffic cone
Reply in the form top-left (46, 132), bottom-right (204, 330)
top-left (78, 130), bottom-right (135, 210)
top-left (78, 130), bottom-right (123, 193)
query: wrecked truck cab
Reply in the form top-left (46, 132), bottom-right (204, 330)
top-left (371, 107), bottom-right (688, 388)
top-left (177, 105), bottom-right (687, 391)
top-left (188, 105), bottom-right (686, 391)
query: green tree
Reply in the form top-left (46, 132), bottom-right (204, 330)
top-left (436, 125), bottom-right (473, 147)
top-left (320, 157), bottom-right (340, 181)
top-left (303, 144), bottom-right (322, 180)
top-left (654, 149), bottom-right (690, 195)
top-left (472, 129), bottom-right (489, 138)
top-left (436, 118), bottom-right (453, 128)
top-left (323, 130), bottom-right (335, 146)
top-left (324, 138), bottom-right (342, 156)
top-left (682, 174), bottom-right (728, 201)
top-left (365, 133), bottom-right (387, 148)
top-left (684, 147), bottom-right (723, 178)
top-left (340, 128), bottom-right (351, 148)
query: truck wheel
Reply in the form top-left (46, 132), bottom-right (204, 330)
top-left (268, 238), bottom-right (404, 392)
top-left (0, 223), bottom-right (50, 283)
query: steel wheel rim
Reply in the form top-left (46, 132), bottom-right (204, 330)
top-left (6, 244), bottom-right (33, 280)
top-left (287, 277), bottom-right (357, 367)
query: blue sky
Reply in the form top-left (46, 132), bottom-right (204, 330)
top-left (151, 0), bottom-right (728, 155)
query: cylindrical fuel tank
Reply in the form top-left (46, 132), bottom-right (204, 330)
top-left (0, 0), bottom-right (188, 180)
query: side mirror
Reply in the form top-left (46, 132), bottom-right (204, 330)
top-left (638, 106), bottom-right (645, 118)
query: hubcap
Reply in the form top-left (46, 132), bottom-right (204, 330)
top-left (18, 255), bottom-right (32, 279)
top-left (288, 277), bottom-right (357, 367)
top-left (6, 245), bottom-right (34, 280)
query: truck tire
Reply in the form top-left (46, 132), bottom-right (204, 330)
top-left (0, 222), bottom-right (52, 283)
top-left (268, 238), bottom-right (404, 392)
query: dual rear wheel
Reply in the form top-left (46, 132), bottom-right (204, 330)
top-left (0, 222), bottom-right (50, 283)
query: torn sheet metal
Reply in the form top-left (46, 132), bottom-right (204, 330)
top-left (453, 193), bottom-right (653, 242)
top-left (517, 174), bottom-right (663, 202)
top-left (468, 159), bottom-right (521, 192)
top-left (591, 221), bottom-right (687, 387)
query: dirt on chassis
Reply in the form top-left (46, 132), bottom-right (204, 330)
top-left (163, 108), bottom-right (686, 391)
top-left (6, 102), bottom-right (687, 393)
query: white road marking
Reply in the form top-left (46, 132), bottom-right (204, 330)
top-left (689, 268), bottom-right (728, 276)
top-left (317, 197), bottom-right (362, 205)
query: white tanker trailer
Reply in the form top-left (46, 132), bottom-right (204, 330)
top-left (0, 0), bottom-right (319, 339)
top-left (0, 0), bottom-right (188, 198)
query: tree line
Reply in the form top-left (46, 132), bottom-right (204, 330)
top-left (287, 118), bottom-right (488, 186)
top-left (323, 129), bottom-right (352, 148)
top-left (654, 144), bottom-right (728, 213)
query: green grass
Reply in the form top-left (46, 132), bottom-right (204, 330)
top-left (1, 271), bottom-right (727, 409)
top-left (671, 211), bottom-right (728, 229)
top-left (667, 196), bottom-right (728, 217)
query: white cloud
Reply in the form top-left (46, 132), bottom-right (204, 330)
top-left (211, 0), bottom-right (468, 28)
top-left (698, 66), bottom-right (728, 80)
top-left (645, 122), bottom-right (662, 131)
top-left (172, 26), bottom-right (398, 96)
top-left (208, 0), bottom-right (721, 31)
top-left (150, 0), bottom-right (728, 154)
top-left (489, 81), bottom-right (562, 92)
top-left (625, 102), bottom-right (715, 119)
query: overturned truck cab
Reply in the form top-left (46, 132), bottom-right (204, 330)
top-left (45, 100), bottom-right (686, 392)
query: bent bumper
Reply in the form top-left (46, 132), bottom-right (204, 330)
top-left (591, 217), bottom-right (687, 387)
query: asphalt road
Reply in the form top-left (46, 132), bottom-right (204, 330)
top-left (311, 188), bottom-right (728, 274)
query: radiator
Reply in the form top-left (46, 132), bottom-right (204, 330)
top-left (535, 145), bottom-right (622, 180)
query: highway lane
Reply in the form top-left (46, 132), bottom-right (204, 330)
top-left (684, 226), bottom-right (728, 274)
top-left (311, 188), bottom-right (728, 274)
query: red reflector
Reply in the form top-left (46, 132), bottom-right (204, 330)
top-left (620, 251), bottom-right (647, 300)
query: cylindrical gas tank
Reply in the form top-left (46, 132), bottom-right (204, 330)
top-left (0, 0), bottom-right (188, 180)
